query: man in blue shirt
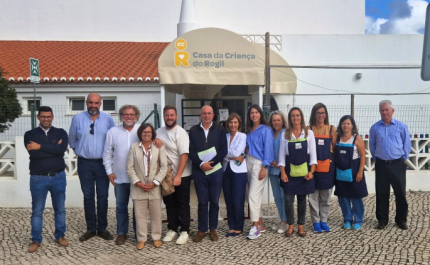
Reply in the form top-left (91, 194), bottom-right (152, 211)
top-left (69, 93), bottom-right (115, 241)
top-left (24, 106), bottom-right (69, 253)
top-left (369, 100), bottom-right (411, 230)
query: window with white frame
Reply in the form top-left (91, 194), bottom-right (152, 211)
top-left (101, 98), bottom-right (116, 112)
top-left (23, 97), bottom-right (41, 114)
top-left (67, 97), bottom-right (117, 113)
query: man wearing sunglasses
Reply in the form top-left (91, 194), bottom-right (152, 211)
top-left (24, 106), bottom-right (69, 253)
top-left (69, 93), bottom-right (115, 242)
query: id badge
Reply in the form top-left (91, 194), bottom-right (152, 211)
top-left (295, 143), bottom-right (302, 149)
top-left (318, 139), bottom-right (325, 145)
top-left (340, 150), bottom-right (346, 154)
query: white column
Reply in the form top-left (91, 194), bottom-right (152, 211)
top-left (259, 86), bottom-right (263, 107)
top-left (160, 85), bottom-right (165, 127)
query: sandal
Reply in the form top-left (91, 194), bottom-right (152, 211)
top-left (285, 225), bottom-right (294, 237)
top-left (298, 225), bottom-right (306, 237)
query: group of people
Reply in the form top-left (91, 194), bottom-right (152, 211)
top-left (24, 93), bottom-right (412, 253)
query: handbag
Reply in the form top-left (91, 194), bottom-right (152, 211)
top-left (161, 163), bottom-right (175, 196)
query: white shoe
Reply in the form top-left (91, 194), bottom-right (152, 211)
top-left (272, 220), bottom-right (280, 231)
top-left (277, 222), bottom-right (287, 234)
top-left (175, 231), bottom-right (189, 245)
top-left (162, 230), bottom-right (178, 242)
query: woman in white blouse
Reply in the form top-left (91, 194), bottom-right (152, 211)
top-left (279, 107), bottom-right (317, 237)
top-left (222, 113), bottom-right (247, 237)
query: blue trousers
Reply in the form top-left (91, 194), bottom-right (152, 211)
top-left (193, 168), bottom-right (223, 232)
top-left (269, 174), bottom-right (287, 222)
top-left (114, 183), bottom-right (136, 235)
top-left (338, 197), bottom-right (365, 224)
top-left (222, 164), bottom-right (247, 231)
top-left (77, 157), bottom-right (110, 232)
top-left (30, 171), bottom-right (67, 244)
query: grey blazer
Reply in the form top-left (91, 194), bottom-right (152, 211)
top-left (127, 142), bottom-right (167, 200)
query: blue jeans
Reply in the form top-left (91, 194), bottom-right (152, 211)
top-left (338, 197), bottom-right (365, 224)
top-left (222, 165), bottom-right (247, 231)
top-left (77, 157), bottom-right (110, 232)
top-left (269, 174), bottom-right (287, 222)
top-left (30, 171), bottom-right (67, 243)
top-left (114, 183), bottom-right (136, 235)
top-left (193, 168), bottom-right (223, 232)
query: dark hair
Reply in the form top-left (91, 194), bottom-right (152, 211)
top-left (309, 103), bottom-right (329, 126)
top-left (137, 123), bottom-right (156, 141)
top-left (226, 113), bottom-right (243, 132)
top-left (163, 105), bottom-right (177, 114)
top-left (269, 110), bottom-right (287, 132)
top-left (245, 104), bottom-right (267, 134)
top-left (285, 107), bottom-right (308, 140)
top-left (37, 106), bottom-right (53, 116)
top-left (336, 115), bottom-right (359, 136)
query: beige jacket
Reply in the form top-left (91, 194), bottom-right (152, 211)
top-left (127, 142), bottom-right (167, 200)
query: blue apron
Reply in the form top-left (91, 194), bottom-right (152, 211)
top-left (311, 125), bottom-right (335, 190)
top-left (333, 135), bottom-right (368, 198)
top-left (281, 137), bottom-right (315, 195)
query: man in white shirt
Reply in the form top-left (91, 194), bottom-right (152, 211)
top-left (102, 105), bottom-right (140, 245)
top-left (154, 105), bottom-right (192, 245)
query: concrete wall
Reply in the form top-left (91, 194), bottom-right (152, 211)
top-left (0, 0), bottom-right (364, 42)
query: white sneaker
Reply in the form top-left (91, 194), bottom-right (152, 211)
top-left (175, 231), bottom-right (189, 245)
top-left (272, 220), bottom-right (280, 231)
top-left (247, 226), bottom-right (261, 240)
top-left (162, 230), bottom-right (178, 242)
top-left (277, 222), bottom-right (287, 234)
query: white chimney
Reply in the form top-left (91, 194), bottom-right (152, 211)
top-left (177, 0), bottom-right (200, 37)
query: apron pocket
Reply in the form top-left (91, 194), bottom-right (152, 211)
top-left (290, 162), bottom-right (308, 177)
top-left (336, 167), bottom-right (353, 182)
top-left (316, 159), bottom-right (330, 173)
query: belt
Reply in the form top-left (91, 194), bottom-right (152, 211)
top-left (376, 157), bottom-right (403, 164)
top-left (78, 157), bottom-right (103, 162)
top-left (40, 172), bottom-right (60, 177)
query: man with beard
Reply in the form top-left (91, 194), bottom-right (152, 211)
top-left (154, 105), bottom-right (192, 245)
top-left (103, 105), bottom-right (140, 244)
top-left (69, 93), bottom-right (115, 241)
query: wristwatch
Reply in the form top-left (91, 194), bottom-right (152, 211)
top-left (263, 165), bottom-right (268, 168)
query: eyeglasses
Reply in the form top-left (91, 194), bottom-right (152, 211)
top-left (121, 113), bottom-right (136, 117)
top-left (38, 116), bottom-right (53, 119)
top-left (90, 124), bottom-right (94, 135)
top-left (142, 131), bottom-right (152, 135)
top-left (316, 112), bottom-right (326, 116)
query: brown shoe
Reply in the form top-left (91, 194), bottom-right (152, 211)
top-left (28, 242), bottom-right (40, 253)
top-left (153, 240), bottom-right (162, 248)
top-left (209, 230), bottom-right (219, 241)
top-left (56, 237), bottom-right (69, 247)
top-left (116, 235), bottom-right (127, 245)
top-left (192, 231), bottom-right (206, 242)
top-left (136, 240), bottom-right (145, 250)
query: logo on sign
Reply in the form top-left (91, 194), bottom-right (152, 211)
top-left (29, 58), bottom-right (40, 83)
top-left (174, 39), bottom-right (190, 67)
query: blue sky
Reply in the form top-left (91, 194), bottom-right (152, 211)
top-left (365, 0), bottom-right (429, 34)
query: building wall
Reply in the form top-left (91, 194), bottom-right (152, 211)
top-left (0, 0), bottom-right (364, 42)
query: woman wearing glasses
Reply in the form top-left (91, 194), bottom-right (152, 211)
top-left (279, 107), bottom-right (317, 237)
top-left (307, 103), bottom-right (337, 233)
top-left (127, 123), bottom-right (167, 250)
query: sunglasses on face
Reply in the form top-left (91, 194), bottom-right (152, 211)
top-left (90, 124), bottom-right (94, 135)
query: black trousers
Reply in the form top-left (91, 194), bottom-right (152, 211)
top-left (375, 158), bottom-right (408, 223)
top-left (163, 176), bottom-right (191, 233)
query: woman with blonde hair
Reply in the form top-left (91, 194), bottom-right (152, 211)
top-left (279, 107), bottom-right (317, 237)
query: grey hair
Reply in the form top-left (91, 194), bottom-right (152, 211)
top-left (379, 100), bottom-right (393, 109)
top-left (269, 110), bottom-right (287, 131)
top-left (119, 105), bottom-right (141, 121)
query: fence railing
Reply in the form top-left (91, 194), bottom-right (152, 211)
top-left (277, 105), bottom-right (430, 136)
top-left (0, 104), bottom-right (161, 142)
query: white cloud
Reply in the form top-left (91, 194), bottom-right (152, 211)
top-left (366, 0), bottom-right (428, 34)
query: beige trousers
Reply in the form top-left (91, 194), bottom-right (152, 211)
top-left (247, 155), bottom-right (268, 222)
top-left (133, 198), bottom-right (162, 242)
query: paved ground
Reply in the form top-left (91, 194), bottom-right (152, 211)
top-left (0, 192), bottom-right (429, 265)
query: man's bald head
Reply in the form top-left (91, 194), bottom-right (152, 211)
top-left (86, 93), bottom-right (102, 116)
top-left (200, 105), bottom-right (214, 127)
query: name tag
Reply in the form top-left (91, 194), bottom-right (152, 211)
top-left (295, 143), bottom-right (302, 149)
top-left (318, 139), bottom-right (325, 145)
top-left (340, 150), bottom-right (346, 154)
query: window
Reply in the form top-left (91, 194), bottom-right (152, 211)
top-left (68, 97), bottom-right (85, 113)
top-left (23, 97), bottom-right (41, 114)
top-left (102, 99), bottom-right (116, 111)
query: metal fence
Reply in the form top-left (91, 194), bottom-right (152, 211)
top-left (278, 105), bottom-right (430, 136)
top-left (0, 104), bottom-right (161, 142)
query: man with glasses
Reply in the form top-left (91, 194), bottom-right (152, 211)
top-left (102, 105), bottom-right (140, 244)
top-left (69, 93), bottom-right (115, 241)
top-left (24, 106), bottom-right (69, 252)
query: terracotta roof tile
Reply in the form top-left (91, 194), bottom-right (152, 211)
top-left (0, 41), bottom-right (169, 83)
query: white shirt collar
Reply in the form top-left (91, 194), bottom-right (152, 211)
top-left (39, 125), bottom-right (51, 135)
